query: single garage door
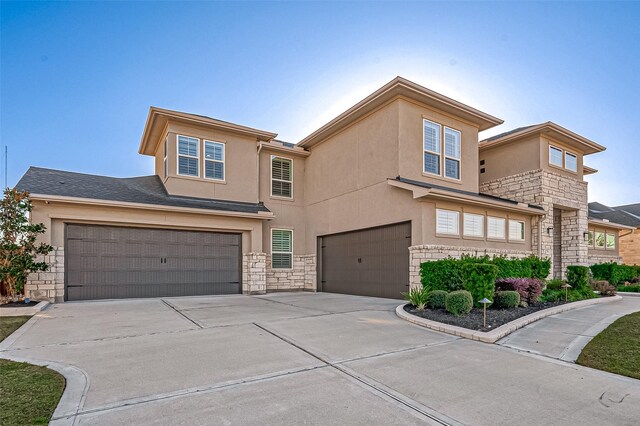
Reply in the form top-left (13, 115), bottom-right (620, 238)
top-left (65, 224), bottom-right (242, 301)
top-left (320, 222), bottom-right (411, 299)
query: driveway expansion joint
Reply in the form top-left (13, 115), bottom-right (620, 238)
top-left (160, 299), bottom-right (204, 328)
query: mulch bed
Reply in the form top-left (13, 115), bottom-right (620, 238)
top-left (404, 301), bottom-right (571, 332)
top-left (0, 301), bottom-right (40, 308)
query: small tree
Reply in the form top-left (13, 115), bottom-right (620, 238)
top-left (0, 188), bottom-right (53, 301)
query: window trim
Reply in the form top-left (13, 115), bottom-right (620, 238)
top-left (271, 228), bottom-right (293, 270)
top-left (508, 219), bottom-right (526, 242)
top-left (487, 216), bottom-right (506, 240)
top-left (270, 155), bottom-right (294, 200)
top-left (203, 140), bottom-right (225, 181)
top-left (163, 137), bottom-right (168, 178)
top-left (436, 208), bottom-right (460, 236)
top-left (549, 145), bottom-right (564, 168)
top-left (176, 134), bottom-right (200, 178)
top-left (443, 127), bottom-right (462, 181)
top-left (564, 151), bottom-right (578, 173)
top-left (422, 119), bottom-right (442, 176)
top-left (463, 212), bottom-right (484, 238)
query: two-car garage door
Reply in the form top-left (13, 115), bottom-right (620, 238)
top-left (65, 224), bottom-right (242, 301)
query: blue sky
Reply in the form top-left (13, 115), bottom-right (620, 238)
top-left (1, 1), bottom-right (638, 205)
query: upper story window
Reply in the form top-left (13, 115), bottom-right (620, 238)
top-left (487, 216), bottom-right (506, 239)
top-left (423, 119), bottom-right (461, 180)
top-left (436, 209), bottom-right (459, 235)
top-left (163, 137), bottom-right (168, 178)
top-left (565, 152), bottom-right (577, 172)
top-left (271, 156), bottom-right (293, 198)
top-left (463, 213), bottom-right (484, 237)
top-left (508, 220), bottom-right (525, 241)
top-left (271, 229), bottom-right (293, 269)
top-left (549, 146), bottom-right (563, 167)
top-left (177, 135), bottom-right (199, 177)
top-left (204, 141), bottom-right (225, 181)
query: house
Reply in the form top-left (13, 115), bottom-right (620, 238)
top-left (588, 202), bottom-right (640, 265)
top-left (15, 77), bottom-right (630, 302)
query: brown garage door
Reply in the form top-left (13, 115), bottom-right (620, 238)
top-left (320, 222), bottom-right (411, 299)
top-left (65, 224), bottom-right (241, 301)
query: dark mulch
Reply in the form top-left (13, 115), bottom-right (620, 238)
top-left (405, 301), bottom-right (571, 332)
top-left (0, 301), bottom-right (40, 308)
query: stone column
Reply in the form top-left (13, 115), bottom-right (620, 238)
top-left (242, 253), bottom-right (267, 294)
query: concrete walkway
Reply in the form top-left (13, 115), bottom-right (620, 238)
top-left (1, 292), bottom-right (639, 425)
top-left (498, 295), bottom-right (640, 361)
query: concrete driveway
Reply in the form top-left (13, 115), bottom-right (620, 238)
top-left (1, 292), bottom-right (639, 425)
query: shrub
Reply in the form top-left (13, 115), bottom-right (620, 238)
top-left (617, 285), bottom-right (640, 293)
top-left (495, 278), bottom-right (543, 306)
top-left (540, 289), bottom-right (564, 302)
top-left (420, 259), bottom-right (465, 292)
top-left (427, 290), bottom-right (448, 309)
top-left (462, 264), bottom-right (498, 307)
top-left (402, 287), bottom-right (430, 311)
top-left (590, 263), bottom-right (640, 285)
top-left (445, 290), bottom-right (473, 316)
top-left (545, 279), bottom-right (564, 291)
top-left (591, 280), bottom-right (616, 297)
top-left (494, 291), bottom-right (520, 309)
top-left (566, 266), bottom-right (590, 291)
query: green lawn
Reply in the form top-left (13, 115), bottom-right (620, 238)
top-left (577, 312), bottom-right (640, 380)
top-left (1, 315), bottom-right (32, 342)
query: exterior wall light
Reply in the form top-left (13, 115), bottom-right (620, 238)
top-left (583, 232), bottom-right (590, 241)
top-left (547, 227), bottom-right (554, 236)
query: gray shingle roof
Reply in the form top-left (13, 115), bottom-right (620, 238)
top-left (15, 167), bottom-right (270, 215)
top-left (588, 201), bottom-right (640, 228)
top-left (615, 203), bottom-right (640, 219)
top-left (481, 125), bottom-right (537, 143)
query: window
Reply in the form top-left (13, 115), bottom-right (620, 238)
top-left (271, 156), bottom-right (293, 198)
top-left (606, 233), bottom-right (616, 249)
top-left (549, 146), bottom-right (563, 167)
top-left (423, 120), bottom-right (441, 175)
top-left (204, 141), bottom-right (225, 180)
top-left (271, 229), bottom-right (293, 269)
top-left (565, 152), bottom-right (577, 172)
top-left (463, 213), bottom-right (484, 237)
top-left (487, 217), bottom-right (506, 239)
top-left (595, 231), bottom-right (605, 248)
top-left (436, 209), bottom-right (459, 235)
top-left (588, 231), bottom-right (594, 247)
top-left (444, 128), bottom-right (461, 179)
top-left (163, 137), bottom-right (168, 178)
top-left (177, 135), bottom-right (199, 177)
top-left (508, 220), bottom-right (525, 241)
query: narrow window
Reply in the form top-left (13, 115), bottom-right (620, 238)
top-left (508, 220), bottom-right (525, 241)
top-left (588, 230), bottom-right (594, 247)
top-left (423, 120), bottom-right (441, 175)
top-left (163, 137), bottom-right (168, 178)
top-left (549, 146), bottom-right (563, 167)
top-left (436, 209), bottom-right (459, 235)
top-left (487, 217), bottom-right (506, 239)
top-left (444, 127), bottom-right (461, 179)
top-left (463, 213), bottom-right (484, 237)
top-left (271, 156), bottom-right (293, 198)
top-left (177, 135), bottom-right (199, 177)
top-left (565, 152), bottom-right (577, 172)
top-left (204, 141), bottom-right (225, 180)
top-left (271, 229), bottom-right (293, 269)
top-left (595, 231), bottom-right (605, 248)
top-left (606, 233), bottom-right (616, 249)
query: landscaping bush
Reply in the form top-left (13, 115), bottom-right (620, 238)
top-left (566, 266), bottom-right (590, 291)
top-left (445, 290), bottom-right (473, 316)
top-left (427, 290), bottom-right (448, 309)
top-left (420, 259), bottom-right (465, 292)
top-left (590, 263), bottom-right (640, 285)
top-left (462, 264), bottom-right (498, 307)
top-left (494, 291), bottom-right (520, 309)
top-left (545, 279), bottom-right (564, 290)
top-left (495, 278), bottom-right (543, 306)
top-left (629, 277), bottom-right (640, 284)
top-left (591, 280), bottom-right (616, 297)
top-left (402, 287), bottom-right (430, 311)
top-left (617, 285), bottom-right (640, 293)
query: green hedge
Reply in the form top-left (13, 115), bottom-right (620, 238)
top-left (427, 290), bottom-right (448, 309)
top-left (590, 263), bottom-right (640, 285)
top-left (462, 264), bottom-right (497, 307)
top-left (617, 285), bottom-right (640, 293)
top-left (445, 290), bottom-right (473, 316)
top-left (420, 255), bottom-right (550, 292)
top-left (566, 266), bottom-right (590, 291)
top-left (494, 291), bottom-right (520, 309)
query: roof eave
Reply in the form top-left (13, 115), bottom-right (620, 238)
top-left (587, 218), bottom-right (637, 230)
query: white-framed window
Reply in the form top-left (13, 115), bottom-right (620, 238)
top-left (177, 135), bottom-right (199, 177)
top-left (595, 231), bottom-right (605, 248)
top-left (565, 151), bottom-right (577, 172)
top-left (423, 119), bottom-right (441, 175)
top-left (588, 230), bottom-right (594, 247)
top-left (606, 233), bottom-right (616, 249)
top-left (204, 141), bottom-right (225, 180)
top-left (436, 209), bottom-right (459, 235)
top-left (163, 137), bottom-right (168, 178)
top-left (463, 213), bottom-right (484, 237)
top-left (549, 146), bottom-right (563, 168)
top-left (271, 229), bottom-right (293, 269)
top-left (444, 127), bottom-right (461, 180)
top-left (487, 216), bottom-right (506, 239)
top-left (508, 220), bottom-right (525, 241)
top-left (271, 156), bottom-right (293, 198)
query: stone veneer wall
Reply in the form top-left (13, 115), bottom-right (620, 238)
top-left (266, 254), bottom-right (316, 291)
top-left (587, 253), bottom-right (622, 266)
top-left (242, 253), bottom-right (267, 294)
top-left (409, 245), bottom-right (533, 290)
top-left (480, 169), bottom-right (589, 278)
top-left (25, 247), bottom-right (65, 303)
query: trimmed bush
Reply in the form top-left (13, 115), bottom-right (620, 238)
top-left (445, 290), bottom-right (473, 316)
top-left (420, 259), bottom-right (466, 292)
top-left (545, 279), bottom-right (564, 291)
top-left (566, 265), bottom-right (590, 291)
top-left (617, 285), bottom-right (640, 293)
top-left (591, 280), bottom-right (616, 297)
top-left (590, 263), bottom-right (640, 285)
top-left (494, 291), bottom-right (520, 309)
top-left (495, 278), bottom-right (543, 305)
top-left (462, 263), bottom-right (498, 307)
top-left (402, 287), bottom-right (430, 311)
top-left (427, 290), bottom-right (448, 309)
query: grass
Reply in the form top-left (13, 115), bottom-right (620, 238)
top-left (0, 360), bottom-right (66, 425)
top-left (577, 312), bottom-right (640, 380)
top-left (0, 315), bottom-right (32, 342)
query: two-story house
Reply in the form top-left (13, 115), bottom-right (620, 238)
top-left (16, 77), bottom-right (629, 302)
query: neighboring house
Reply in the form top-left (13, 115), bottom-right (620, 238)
top-left (15, 77), bottom-right (629, 302)
top-left (588, 202), bottom-right (640, 265)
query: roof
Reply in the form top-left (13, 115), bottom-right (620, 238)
top-left (588, 202), bottom-right (640, 228)
top-left (479, 122), bottom-right (606, 155)
top-left (615, 203), bottom-right (640, 218)
top-left (15, 167), bottom-right (271, 215)
top-left (299, 76), bottom-right (503, 148)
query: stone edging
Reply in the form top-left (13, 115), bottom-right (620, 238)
top-left (0, 301), bottom-right (50, 317)
top-left (396, 295), bottom-right (623, 344)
